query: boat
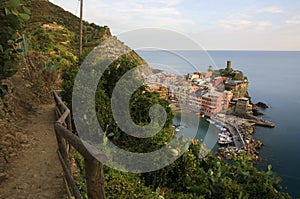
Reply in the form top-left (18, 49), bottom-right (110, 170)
top-left (218, 136), bottom-right (233, 145)
top-left (173, 124), bottom-right (186, 132)
top-left (175, 128), bottom-right (181, 132)
top-left (219, 135), bottom-right (230, 140)
top-left (218, 139), bottom-right (233, 145)
top-left (218, 133), bottom-right (230, 138)
top-left (218, 140), bottom-right (233, 145)
top-left (220, 130), bottom-right (230, 135)
top-left (196, 114), bottom-right (205, 118)
top-left (206, 118), bottom-right (215, 124)
top-left (221, 128), bottom-right (227, 132)
top-left (172, 123), bottom-right (181, 128)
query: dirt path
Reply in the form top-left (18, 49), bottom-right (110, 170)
top-left (0, 104), bottom-right (66, 199)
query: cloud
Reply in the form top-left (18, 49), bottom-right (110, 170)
top-left (220, 17), bottom-right (271, 31)
top-left (258, 7), bottom-right (283, 14)
top-left (219, 7), bottom-right (279, 32)
top-left (256, 21), bottom-right (272, 27)
top-left (49, 0), bottom-right (300, 50)
top-left (131, 7), bottom-right (180, 15)
top-left (83, 0), bottom-right (193, 33)
top-left (143, 0), bottom-right (184, 6)
top-left (286, 16), bottom-right (300, 24)
top-left (230, 19), bottom-right (253, 26)
top-left (50, 0), bottom-right (80, 15)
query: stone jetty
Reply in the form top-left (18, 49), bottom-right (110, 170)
top-left (211, 114), bottom-right (268, 161)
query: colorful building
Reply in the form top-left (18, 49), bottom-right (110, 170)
top-left (188, 88), bottom-right (233, 115)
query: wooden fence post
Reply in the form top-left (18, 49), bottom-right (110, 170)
top-left (53, 91), bottom-right (106, 199)
top-left (67, 114), bottom-right (73, 132)
top-left (85, 158), bottom-right (106, 199)
top-left (55, 126), bottom-right (69, 167)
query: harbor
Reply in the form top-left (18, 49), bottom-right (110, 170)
top-left (209, 116), bottom-right (245, 150)
top-left (209, 114), bottom-right (266, 161)
top-left (172, 110), bottom-right (268, 161)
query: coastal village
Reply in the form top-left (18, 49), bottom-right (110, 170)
top-left (145, 61), bottom-right (275, 161)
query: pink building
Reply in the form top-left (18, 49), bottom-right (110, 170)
top-left (213, 76), bottom-right (226, 87)
top-left (188, 89), bottom-right (232, 116)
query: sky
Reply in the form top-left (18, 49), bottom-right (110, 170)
top-left (49, 0), bottom-right (300, 50)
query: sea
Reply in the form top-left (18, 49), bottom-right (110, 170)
top-left (136, 50), bottom-right (300, 198)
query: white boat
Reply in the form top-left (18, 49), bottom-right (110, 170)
top-left (218, 136), bottom-right (233, 145)
top-left (220, 131), bottom-right (230, 136)
top-left (219, 137), bottom-right (233, 142)
top-left (221, 128), bottom-right (227, 132)
top-left (218, 133), bottom-right (229, 138)
top-left (219, 130), bottom-right (230, 136)
top-left (218, 139), bottom-right (233, 144)
top-left (175, 128), bottom-right (181, 132)
top-left (218, 140), bottom-right (233, 145)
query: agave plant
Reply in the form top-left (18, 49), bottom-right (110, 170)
top-left (0, 0), bottom-right (30, 81)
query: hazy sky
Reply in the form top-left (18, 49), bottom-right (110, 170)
top-left (49, 0), bottom-right (300, 50)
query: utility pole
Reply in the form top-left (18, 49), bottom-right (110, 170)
top-left (79, 0), bottom-right (83, 57)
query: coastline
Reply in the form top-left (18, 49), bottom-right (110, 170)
top-left (149, 61), bottom-right (276, 162)
top-left (171, 102), bottom-right (273, 162)
top-left (210, 114), bottom-right (264, 161)
top-left (142, 51), bottom-right (299, 197)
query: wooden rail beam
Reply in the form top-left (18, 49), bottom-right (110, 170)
top-left (53, 91), bottom-right (107, 199)
top-left (57, 150), bottom-right (83, 199)
top-left (54, 123), bottom-right (107, 162)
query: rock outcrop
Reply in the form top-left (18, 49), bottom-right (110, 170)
top-left (255, 102), bottom-right (269, 109)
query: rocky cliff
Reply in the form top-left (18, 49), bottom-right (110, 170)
top-left (231, 82), bottom-right (249, 99)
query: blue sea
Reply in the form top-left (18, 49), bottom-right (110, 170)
top-left (137, 50), bottom-right (300, 198)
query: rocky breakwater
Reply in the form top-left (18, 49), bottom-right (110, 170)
top-left (241, 114), bottom-right (275, 128)
top-left (229, 115), bottom-right (264, 161)
top-left (213, 114), bottom-right (267, 162)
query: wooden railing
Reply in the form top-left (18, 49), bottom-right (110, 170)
top-left (53, 91), bottom-right (106, 199)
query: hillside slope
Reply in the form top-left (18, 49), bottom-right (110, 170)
top-left (25, 0), bottom-right (112, 56)
top-left (0, 0), bottom-right (149, 187)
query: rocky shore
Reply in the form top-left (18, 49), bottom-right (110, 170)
top-left (212, 114), bottom-right (266, 162)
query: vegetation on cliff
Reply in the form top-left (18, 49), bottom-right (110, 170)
top-left (0, 0), bottom-right (291, 198)
top-left (0, 0), bottom-right (30, 80)
top-left (63, 43), bottom-right (289, 198)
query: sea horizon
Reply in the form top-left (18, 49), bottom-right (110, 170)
top-left (137, 49), bottom-right (300, 52)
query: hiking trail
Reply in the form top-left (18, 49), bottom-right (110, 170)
top-left (0, 103), bottom-right (66, 199)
